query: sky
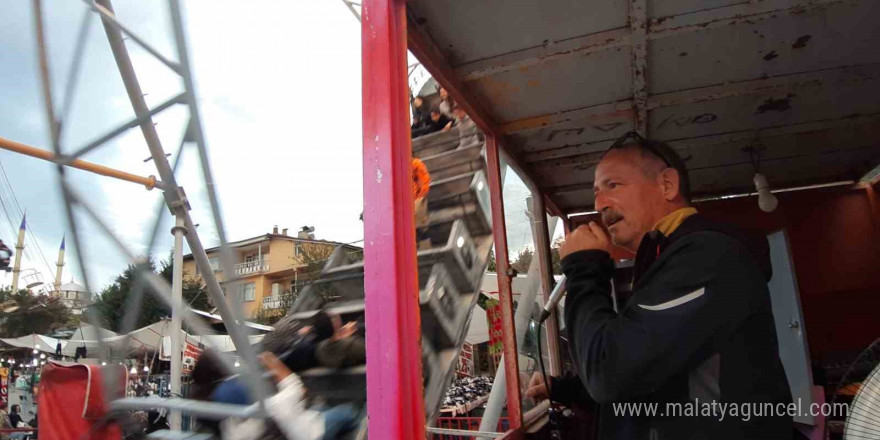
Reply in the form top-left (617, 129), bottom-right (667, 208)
top-left (0, 0), bottom-right (555, 294)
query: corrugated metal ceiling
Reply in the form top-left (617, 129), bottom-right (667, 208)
top-left (407, 0), bottom-right (880, 212)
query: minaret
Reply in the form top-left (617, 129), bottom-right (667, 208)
top-left (54, 236), bottom-right (65, 295)
top-left (10, 213), bottom-right (26, 292)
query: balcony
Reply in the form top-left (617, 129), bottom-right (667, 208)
top-left (234, 258), bottom-right (269, 276)
top-left (262, 294), bottom-right (295, 310)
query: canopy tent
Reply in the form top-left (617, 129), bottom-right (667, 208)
top-left (69, 322), bottom-right (118, 341)
top-left (1, 320), bottom-right (264, 359)
top-left (0, 333), bottom-right (66, 354)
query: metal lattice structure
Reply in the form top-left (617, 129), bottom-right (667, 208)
top-left (26, 0), bottom-right (274, 429)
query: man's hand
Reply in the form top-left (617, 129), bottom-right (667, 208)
top-left (525, 372), bottom-right (550, 403)
top-left (559, 221), bottom-right (610, 259)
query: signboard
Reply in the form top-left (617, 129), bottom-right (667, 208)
top-left (0, 367), bottom-right (7, 409)
top-left (456, 343), bottom-right (474, 377)
top-left (161, 337), bottom-right (204, 373)
top-left (182, 343), bottom-right (203, 373)
top-left (485, 298), bottom-right (503, 355)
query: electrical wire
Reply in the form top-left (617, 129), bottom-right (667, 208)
top-left (0, 160), bottom-right (57, 280)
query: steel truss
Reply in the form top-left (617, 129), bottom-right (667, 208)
top-left (27, 0), bottom-right (274, 430)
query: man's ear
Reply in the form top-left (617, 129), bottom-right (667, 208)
top-left (659, 168), bottom-right (681, 202)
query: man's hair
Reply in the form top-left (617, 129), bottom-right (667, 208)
top-left (612, 139), bottom-right (691, 202)
top-left (306, 310), bottom-right (335, 341)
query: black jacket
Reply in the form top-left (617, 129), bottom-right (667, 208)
top-left (556, 214), bottom-right (792, 440)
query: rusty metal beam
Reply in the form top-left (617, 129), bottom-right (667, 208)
top-left (500, 101), bottom-right (633, 135)
top-left (456, 0), bottom-right (847, 82)
top-left (502, 62), bottom-right (880, 136)
top-left (529, 112), bottom-right (880, 167)
top-left (648, 0), bottom-right (845, 38)
top-left (629, 0), bottom-right (649, 136)
top-left (457, 27), bottom-right (631, 82)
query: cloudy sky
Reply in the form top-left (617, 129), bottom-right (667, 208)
top-left (0, 0), bottom-right (553, 294)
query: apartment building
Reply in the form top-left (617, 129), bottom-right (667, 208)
top-left (182, 226), bottom-right (361, 319)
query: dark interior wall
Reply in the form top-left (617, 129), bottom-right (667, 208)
top-left (568, 183), bottom-right (880, 363)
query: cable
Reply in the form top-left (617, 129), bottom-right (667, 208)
top-left (0, 159), bottom-right (63, 281)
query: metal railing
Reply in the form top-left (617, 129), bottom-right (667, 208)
top-left (427, 417), bottom-right (510, 440)
top-left (234, 258), bottom-right (269, 276)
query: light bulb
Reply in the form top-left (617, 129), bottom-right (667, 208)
top-left (32, 349), bottom-right (38, 355)
top-left (234, 360), bottom-right (241, 368)
top-left (130, 366), bottom-right (137, 374)
top-left (753, 174), bottom-right (778, 213)
top-left (101, 362), bottom-right (107, 366)
top-left (40, 361), bottom-right (45, 366)
top-left (143, 365), bottom-right (150, 372)
top-left (39, 354), bottom-right (46, 359)
top-left (456, 236), bottom-right (465, 248)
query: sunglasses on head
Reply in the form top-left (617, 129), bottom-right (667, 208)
top-left (606, 130), bottom-right (674, 168)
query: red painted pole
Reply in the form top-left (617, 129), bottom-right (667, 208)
top-left (361, 0), bottom-right (425, 438)
top-left (485, 134), bottom-right (523, 428)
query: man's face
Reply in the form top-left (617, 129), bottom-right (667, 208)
top-left (440, 88), bottom-right (448, 99)
top-left (413, 97), bottom-right (423, 107)
top-left (431, 111), bottom-right (441, 121)
top-left (593, 148), bottom-right (667, 252)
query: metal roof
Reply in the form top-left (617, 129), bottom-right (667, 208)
top-left (407, 0), bottom-right (880, 213)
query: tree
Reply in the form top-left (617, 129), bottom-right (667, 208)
top-left (510, 247), bottom-right (534, 274)
top-left (92, 253), bottom-right (209, 332)
top-left (487, 249), bottom-right (496, 272)
top-left (551, 238), bottom-right (563, 275)
top-left (0, 287), bottom-right (71, 337)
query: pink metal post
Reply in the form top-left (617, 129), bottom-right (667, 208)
top-left (361, 0), bottom-right (426, 438)
top-left (485, 134), bottom-right (524, 428)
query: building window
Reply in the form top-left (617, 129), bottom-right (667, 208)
top-left (294, 243), bottom-right (302, 257)
top-left (209, 257), bottom-right (221, 272)
top-left (240, 282), bottom-right (256, 302)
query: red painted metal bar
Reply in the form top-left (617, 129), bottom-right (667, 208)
top-left (484, 134), bottom-right (523, 428)
top-left (362, 0), bottom-right (425, 438)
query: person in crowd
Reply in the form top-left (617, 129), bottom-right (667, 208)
top-left (437, 87), bottom-right (455, 118)
top-left (452, 106), bottom-right (481, 148)
top-left (527, 131), bottom-right (792, 439)
top-left (0, 408), bottom-right (12, 440)
top-left (426, 109), bottom-right (453, 134)
top-left (410, 96), bottom-right (431, 137)
top-left (190, 349), bottom-right (359, 440)
top-left (7, 405), bottom-right (21, 429)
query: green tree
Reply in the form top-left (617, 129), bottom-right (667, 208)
top-left (487, 249), bottom-right (496, 272)
top-left (0, 287), bottom-right (71, 337)
top-left (93, 253), bottom-right (209, 332)
top-left (510, 247), bottom-right (534, 274)
top-left (551, 238), bottom-right (563, 275)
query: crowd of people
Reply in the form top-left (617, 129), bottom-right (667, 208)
top-left (410, 87), bottom-right (481, 147)
top-left (186, 309), bottom-right (366, 440)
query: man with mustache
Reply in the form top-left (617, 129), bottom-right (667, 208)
top-left (527, 132), bottom-right (793, 439)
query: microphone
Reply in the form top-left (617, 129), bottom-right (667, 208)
top-left (537, 275), bottom-right (567, 324)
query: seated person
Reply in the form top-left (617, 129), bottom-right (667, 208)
top-left (190, 349), bottom-right (359, 440)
